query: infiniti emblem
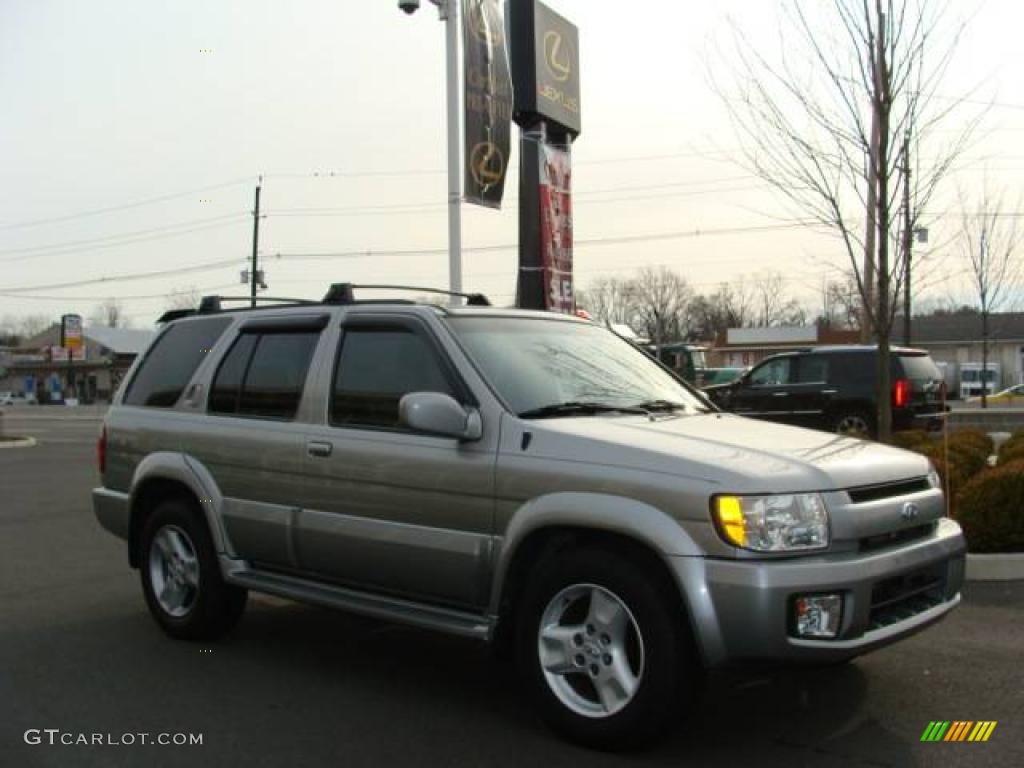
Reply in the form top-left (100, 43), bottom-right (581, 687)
top-left (901, 502), bottom-right (920, 521)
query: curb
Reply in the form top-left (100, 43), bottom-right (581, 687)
top-left (965, 552), bottom-right (1024, 582)
top-left (0, 436), bottom-right (37, 450)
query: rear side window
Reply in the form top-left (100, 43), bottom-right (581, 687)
top-left (898, 354), bottom-right (942, 381)
top-left (796, 355), bottom-right (829, 383)
top-left (123, 317), bottom-right (231, 407)
top-left (210, 331), bottom-right (320, 420)
top-left (331, 327), bottom-right (456, 429)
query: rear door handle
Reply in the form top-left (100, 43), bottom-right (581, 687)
top-left (821, 389), bottom-right (837, 395)
top-left (307, 441), bottom-right (333, 458)
top-left (772, 391), bottom-right (789, 397)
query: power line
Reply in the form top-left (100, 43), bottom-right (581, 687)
top-left (263, 181), bottom-right (766, 219)
top-left (0, 258), bottom-right (241, 295)
top-left (259, 148), bottom-right (742, 182)
top-left (0, 220), bottom-right (822, 296)
top-left (271, 220), bottom-right (819, 261)
top-left (0, 283), bottom-right (240, 303)
top-left (0, 213), bottom-right (249, 262)
top-left (0, 178), bottom-right (252, 232)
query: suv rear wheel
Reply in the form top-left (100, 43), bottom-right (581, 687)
top-left (140, 499), bottom-right (247, 641)
top-left (833, 409), bottom-right (874, 438)
top-left (515, 547), bottom-right (691, 750)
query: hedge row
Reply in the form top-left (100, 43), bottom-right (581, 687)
top-left (892, 428), bottom-right (1024, 552)
top-left (955, 459), bottom-right (1024, 553)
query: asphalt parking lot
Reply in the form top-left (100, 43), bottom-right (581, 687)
top-left (1, 408), bottom-right (1022, 768)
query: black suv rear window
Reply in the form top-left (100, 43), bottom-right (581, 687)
top-left (898, 354), bottom-right (941, 381)
top-left (123, 317), bottom-right (231, 407)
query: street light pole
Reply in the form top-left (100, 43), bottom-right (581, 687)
top-left (412, 0), bottom-right (462, 305)
top-left (439, 0), bottom-right (462, 304)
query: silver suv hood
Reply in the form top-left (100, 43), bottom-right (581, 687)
top-left (525, 412), bottom-right (931, 494)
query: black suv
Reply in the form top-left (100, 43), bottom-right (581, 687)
top-left (704, 345), bottom-right (946, 437)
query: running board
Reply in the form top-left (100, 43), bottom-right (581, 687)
top-left (223, 562), bottom-right (493, 641)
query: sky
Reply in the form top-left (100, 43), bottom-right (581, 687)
top-left (1, 0), bottom-right (1021, 328)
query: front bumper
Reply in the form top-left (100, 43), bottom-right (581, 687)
top-left (671, 517), bottom-right (965, 666)
top-left (92, 487), bottom-right (131, 541)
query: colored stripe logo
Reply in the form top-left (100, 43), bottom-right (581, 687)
top-left (921, 721), bottom-right (997, 742)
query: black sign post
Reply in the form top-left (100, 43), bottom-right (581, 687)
top-left (508, 0), bottom-right (580, 311)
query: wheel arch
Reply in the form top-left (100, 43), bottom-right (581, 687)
top-left (489, 493), bottom-right (706, 662)
top-left (128, 452), bottom-right (227, 568)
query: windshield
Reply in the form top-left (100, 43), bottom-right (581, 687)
top-left (446, 316), bottom-right (707, 416)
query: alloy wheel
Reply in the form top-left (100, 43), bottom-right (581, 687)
top-left (537, 583), bottom-right (645, 718)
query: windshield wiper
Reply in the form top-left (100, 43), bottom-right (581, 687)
top-left (517, 401), bottom-right (649, 419)
top-left (631, 399), bottom-right (689, 413)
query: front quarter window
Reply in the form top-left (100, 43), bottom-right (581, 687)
top-left (446, 316), bottom-right (707, 416)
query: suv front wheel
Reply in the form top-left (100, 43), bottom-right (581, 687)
top-left (516, 546), bottom-right (692, 750)
top-left (140, 499), bottom-right (247, 641)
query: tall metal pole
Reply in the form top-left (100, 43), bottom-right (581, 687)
top-left (441, 0), bottom-right (462, 305)
top-left (250, 177), bottom-right (262, 308)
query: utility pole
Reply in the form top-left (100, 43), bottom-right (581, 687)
top-left (250, 177), bottom-right (262, 308)
top-left (902, 130), bottom-right (912, 345)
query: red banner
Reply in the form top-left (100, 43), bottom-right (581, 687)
top-left (539, 142), bottom-right (573, 313)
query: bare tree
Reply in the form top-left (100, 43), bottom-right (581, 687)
top-left (630, 267), bottom-right (693, 355)
top-left (89, 298), bottom-right (129, 328)
top-left (16, 314), bottom-right (52, 341)
top-left (165, 286), bottom-right (201, 311)
top-left (821, 273), bottom-right (863, 329)
top-left (752, 271), bottom-right (808, 327)
top-left (712, 0), bottom-right (980, 439)
top-left (958, 185), bottom-right (1022, 407)
top-left (577, 276), bottom-right (637, 327)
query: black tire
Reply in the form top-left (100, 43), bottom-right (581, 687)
top-left (833, 408), bottom-right (875, 439)
top-left (140, 498), bottom-right (247, 641)
top-left (515, 546), bottom-right (695, 750)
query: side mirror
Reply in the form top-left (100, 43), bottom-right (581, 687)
top-left (399, 392), bottom-right (482, 441)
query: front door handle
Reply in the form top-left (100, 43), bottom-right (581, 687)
top-left (821, 389), bottom-right (838, 395)
top-left (772, 391), bottom-right (789, 397)
top-left (307, 441), bottom-right (333, 458)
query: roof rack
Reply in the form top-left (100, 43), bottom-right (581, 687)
top-left (197, 295), bottom-right (317, 314)
top-left (156, 308), bottom-right (197, 323)
top-left (323, 283), bottom-right (491, 306)
top-left (156, 284), bottom-right (492, 324)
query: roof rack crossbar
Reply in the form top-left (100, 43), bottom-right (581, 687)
top-left (322, 283), bottom-right (491, 307)
top-left (198, 295), bottom-right (318, 314)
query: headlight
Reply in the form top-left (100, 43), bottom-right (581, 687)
top-left (712, 493), bottom-right (829, 552)
top-left (927, 463), bottom-right (942, 490)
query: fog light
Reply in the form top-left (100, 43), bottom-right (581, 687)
top-left (793, 594), bottom-right (842, 638)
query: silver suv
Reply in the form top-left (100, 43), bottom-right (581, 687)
top-left (93, 285), bottom-right (965, 749)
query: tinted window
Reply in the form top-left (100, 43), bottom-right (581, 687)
top-left (332, 327), bottom-right (455, 428)
top-left (749, 357), bottom-right (793, 386)
top-left (124, 317), bottom-right (231, 407)
top-left (209, 332), bottom-right (319, 419)
top-left (208, 334), bottom-right (257, 413)
top-left (796, 355), bottom-right (829, 383)
top-left (898, 354), bottom-right (941, 381)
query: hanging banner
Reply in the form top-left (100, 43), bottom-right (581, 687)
top-left (538, 141), bottom-right (572, 313)
top-left (462, 0), bottom-right (513, 208)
